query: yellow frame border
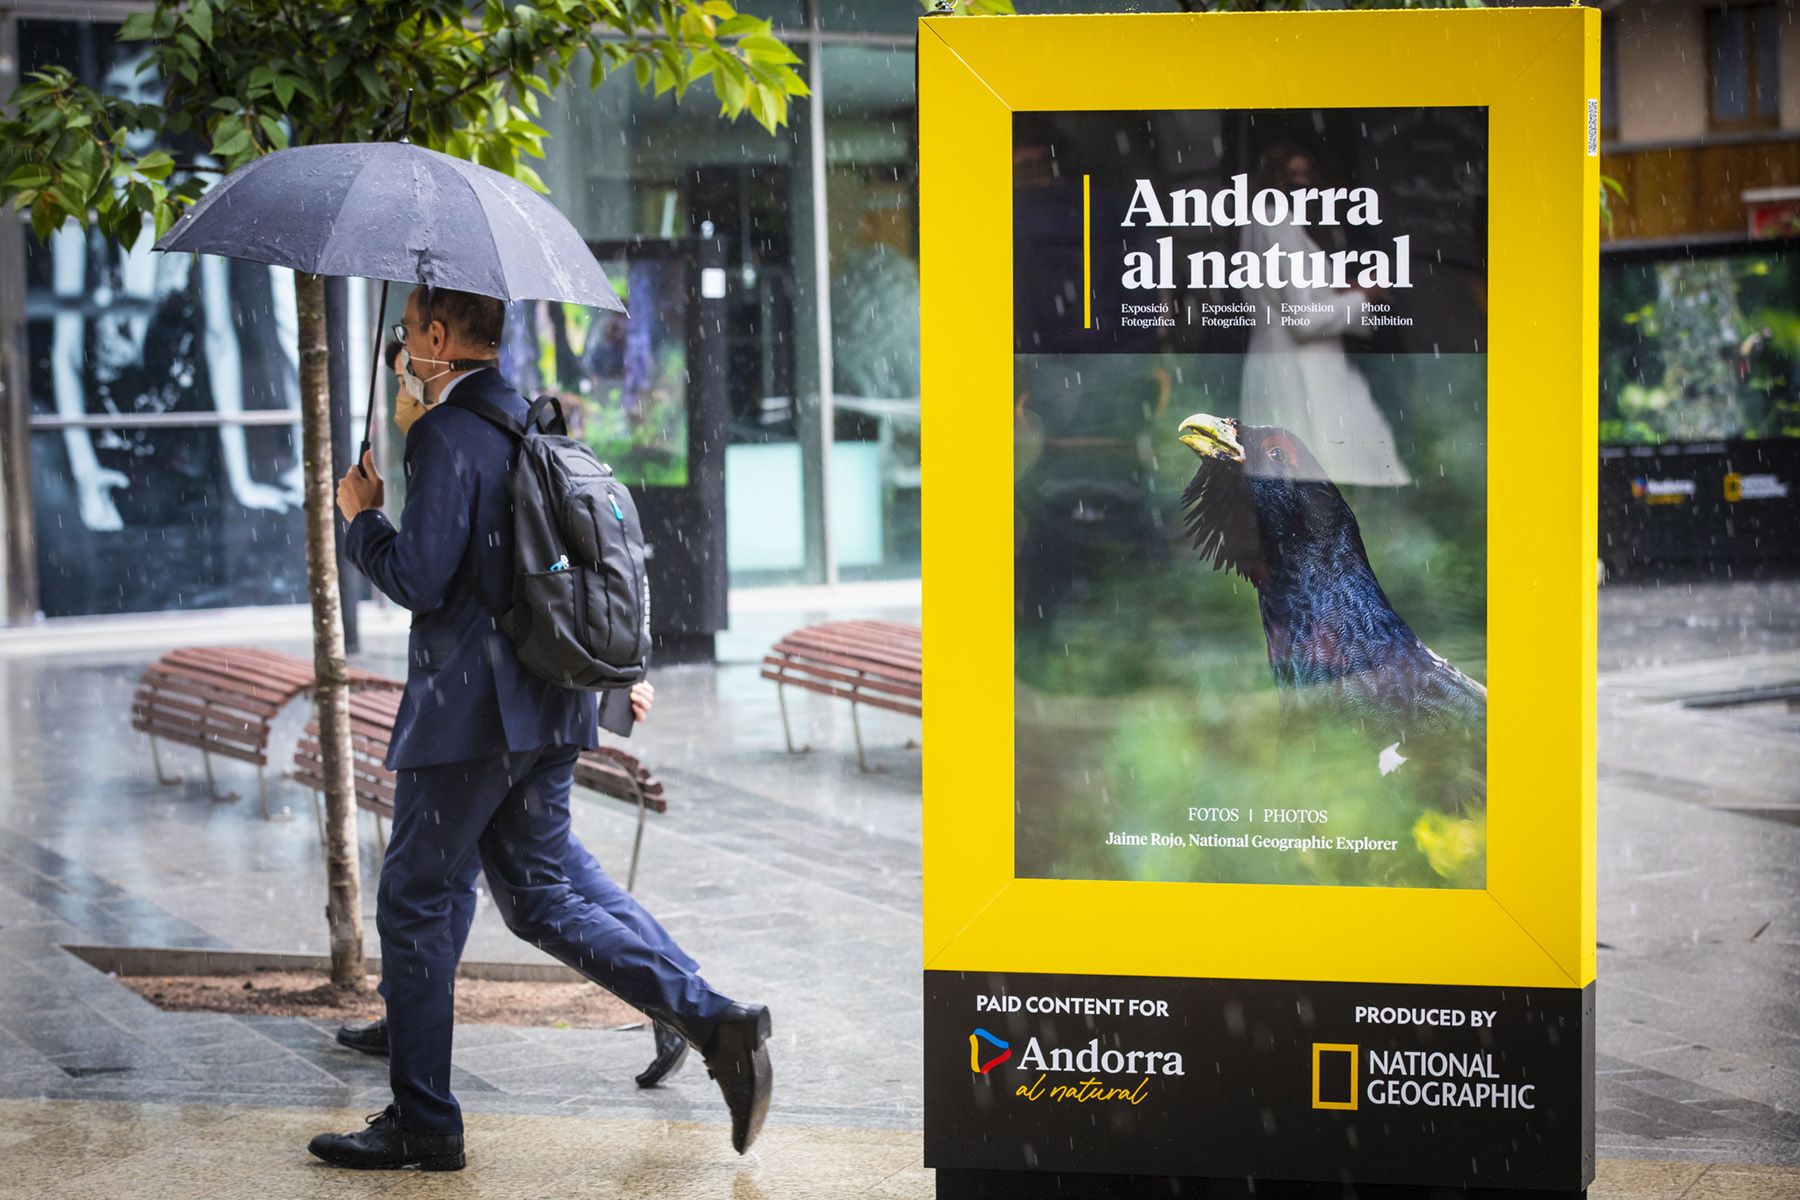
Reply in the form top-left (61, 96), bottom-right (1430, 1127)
top-left (920, 9), bottom-right (1598, 991)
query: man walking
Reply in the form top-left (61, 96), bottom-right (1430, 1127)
top-left (312, 285), bottom-right (770, 1171)
top-left (332, 679), bottom-right (694, 1091)
top-left (330, 342), bottom-right (689, 1091)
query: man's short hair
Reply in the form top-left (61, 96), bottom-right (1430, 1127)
top-left (418, 286), bottom-right (505, 351)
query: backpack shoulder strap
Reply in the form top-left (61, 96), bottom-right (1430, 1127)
top-left (524, 394), bottom-right (568, 435)
top-left (440, 390), bottom-right (522, 625)
top-left (441, 389), bottom-right (565, 626)
top-left (445, 390), bottom-right (528, 440)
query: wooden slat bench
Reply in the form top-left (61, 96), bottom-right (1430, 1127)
top-left (292, 686), bottom-right (403, 845)
top-left (131, 646), bottom-right (400, 818)
top-left (760, 619), bottom-right (922, 770)
top-left (292, 686), bottom-right (667, 889)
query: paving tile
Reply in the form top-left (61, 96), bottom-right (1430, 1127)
top-left (1592, 1157), bottom-right (1710, 1199)
top-left (447, 1037), bottom-right (596, 1076)
top-left (0, 1099), bottom-right (925, 1200)
top-left (866, 1163), bottom-right (937, 1199)
top-left (1686, 1162), bottom-right (1800, 1200)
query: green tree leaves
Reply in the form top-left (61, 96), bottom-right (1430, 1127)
top-left (186, 0), bottom-right (215, 47)
top-left (1, 0), bottom-right (811, 244)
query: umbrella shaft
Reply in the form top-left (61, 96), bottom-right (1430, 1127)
top-left (359, 278), bottom-right (392, 474)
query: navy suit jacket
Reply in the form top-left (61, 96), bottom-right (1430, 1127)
top-left (344, 367), bottom-right (601, 770)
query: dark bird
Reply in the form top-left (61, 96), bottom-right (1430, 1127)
top-left (1176, 413), bottom-right (1486, 809)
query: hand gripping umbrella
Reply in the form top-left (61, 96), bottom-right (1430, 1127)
top-left (154, 141), bottom-right (626, 467)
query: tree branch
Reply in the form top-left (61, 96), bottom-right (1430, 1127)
top-left (276, 0), bottom-right (308, 48)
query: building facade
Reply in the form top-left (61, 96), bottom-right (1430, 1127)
top-left (1601, 0), bottom-right (1800, 243)
top-left (1, 1), bottom-right (1792, 624)
top-left (0, 0), bottom-right (939, 625)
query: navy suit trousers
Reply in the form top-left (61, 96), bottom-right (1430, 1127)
top-left (440, 834), bottom-right (700, 977)
top-left (378, 745), bottom-right (732, 1134)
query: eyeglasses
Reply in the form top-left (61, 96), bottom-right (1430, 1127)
top-left (391, 321), bottom-right (409, 345)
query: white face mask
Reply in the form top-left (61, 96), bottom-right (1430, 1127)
top-left (396, 347), bottom-right (454, 402)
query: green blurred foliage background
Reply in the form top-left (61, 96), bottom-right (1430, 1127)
top-left (1599, 251), bottom-right (1800, 446)
top-left (1013, 351), bottom-right (1487, 889)
top-left (529, 302), bottom-right (691, 488)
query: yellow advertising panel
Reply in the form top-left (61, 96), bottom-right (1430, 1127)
top-left (920, 9), bottom-right (1597, 1194)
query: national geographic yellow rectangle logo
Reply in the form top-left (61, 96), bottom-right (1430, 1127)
top-left (1312, 1043), bottom-right (1358, 1110)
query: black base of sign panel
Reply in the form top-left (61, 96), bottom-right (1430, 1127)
top-left (935, 1167), bottom-right (1586, 1200)
top-left (649, 630), bottom-right (717, 664)
top-left (925, 971), bottom-right (1594, 1194)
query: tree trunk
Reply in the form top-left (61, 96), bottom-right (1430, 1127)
top-left (295, 270), bottom-right (367, 991)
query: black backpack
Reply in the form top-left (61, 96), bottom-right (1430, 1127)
top-left (449, 391), bottom-right (649, 691)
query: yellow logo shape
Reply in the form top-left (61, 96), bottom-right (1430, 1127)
top-left (1311, 1043), bottom-right (1358, 1110)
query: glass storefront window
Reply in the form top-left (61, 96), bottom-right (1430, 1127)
top-left (533, 51), bottom-right (821, 584)
top-left (19, 19), bottom-right (310, 618)
top-left (29, 427), bottom-right (308, 616)
top-left (7, 12), bottom-right (936, 621)
top-left (755, 0), bottom-right (808, 30)
top-left (816, 1), bottom-right (923, 36)
top-left (823, 43), bottom-right (919, 580)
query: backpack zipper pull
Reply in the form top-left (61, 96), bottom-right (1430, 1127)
top-left (608, 493), bottom-right (624, 522)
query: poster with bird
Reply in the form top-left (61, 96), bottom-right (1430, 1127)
top-left (1013, 106), bottom-right (1490, 890)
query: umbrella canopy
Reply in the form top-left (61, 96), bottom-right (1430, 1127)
top-left (154, 142), bottom-right (623, 312)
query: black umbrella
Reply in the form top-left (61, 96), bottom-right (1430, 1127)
top-left (154, 141), bottom-right (625, 460)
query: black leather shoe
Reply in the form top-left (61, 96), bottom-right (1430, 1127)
top-left (307, 1106), bottom-right (464, 1171)
top-left (336, 1017), bottom-right (389, 1057)
top-left (635, 1020), bottom-right (689, 1089)
top-left (703, 1004), bottom-right (772, 1154)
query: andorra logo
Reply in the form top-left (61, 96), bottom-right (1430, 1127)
top-left (968, 1028), bottom-right (1012, 1074)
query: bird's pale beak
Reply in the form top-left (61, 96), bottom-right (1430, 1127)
top-left (1177, 413), bottom-right (1245, 463)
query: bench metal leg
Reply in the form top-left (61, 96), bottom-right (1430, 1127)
top-left (256, 766), bottom-right (290, 823)
top-left (850, 700), bottom-right (872, 773)
top-left (848, 669), bottom-right (883, 773)
top-left (776, 683), bottom-right (810, 754)
top-left (626, 786), bottom-right (648, 893)
top-left (201, 749), bottom-right (241, 804)
top-left (148, 734), bottom-right (183, 786)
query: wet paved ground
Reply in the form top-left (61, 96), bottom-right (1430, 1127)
top-left (0, 1099), bottom-right (934, 1199)
top-left (4, 1099), bottom-right (1798, 1200)
top-left (0, 596), bottom-right (926, 1137)
top-left (0, 578), bottom-right (1795, 1193)
top-left (1592, 577), bottom-right (1800, 1168)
